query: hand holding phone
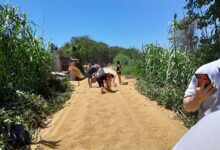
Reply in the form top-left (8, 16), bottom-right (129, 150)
top-left (195, 74), bottom-right (211, 88)
top-left (194, 73), bottom-right (217, 101)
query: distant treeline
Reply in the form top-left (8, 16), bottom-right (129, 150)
top-left (55, 36), bottom-right (141, 65)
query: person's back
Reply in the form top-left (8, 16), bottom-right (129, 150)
top-left (116, 61), bottom-right (122, 84)
top-left (173, 110), bottom-right (220, 150)
top-left (97, 67), bottom-right (105, 77)
top-left (116, 63), bottom-right (121, 73)
top-left (87, 66), bottom-right (98, 76)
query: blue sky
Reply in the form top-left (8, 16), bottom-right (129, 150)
top-left (0, 0), bottom-right (187, 49)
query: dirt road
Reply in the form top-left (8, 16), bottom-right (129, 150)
top-left (32, 68), bottom-right (187, 150)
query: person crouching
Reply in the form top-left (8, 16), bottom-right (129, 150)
top-left (96, 73), bottom-right (114, 94)
top-left (86, 65), bottom-right (98, 88)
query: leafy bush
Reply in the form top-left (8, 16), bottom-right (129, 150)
top-left (0, 3), bottom-right (72, 149)
top-left (0, 2), bottom-right (52, 98)
top-left (113, 53), bottom-right (141, 76)
top-left (0, 79), bottom-right (71, 149)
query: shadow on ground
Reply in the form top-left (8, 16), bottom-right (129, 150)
top-left (121, 82), bottom-right (128, 85)
top-left (31, 140), bottom-right (61, 149)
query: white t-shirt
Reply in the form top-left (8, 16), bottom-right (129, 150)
top-left (97, 68), bottom-right (105, 76)
top-left (173, 110), bottom-right (220, 150)
top-left (184, 59), bottom-right (220, 119)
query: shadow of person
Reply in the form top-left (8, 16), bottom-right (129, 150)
top-left (101, 91), bottom-right (107, 94)
top-left (92, 85), bottom-right (100, 88)
top-left (31, 140), bottom-right (61, 149)
top-left (106, 89), bottom-right (118, 93)
top-left (110, 90), bottom-right (118, 93)
top-left (121, 82), bottom-right (128, 85)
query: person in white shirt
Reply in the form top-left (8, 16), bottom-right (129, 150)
top-left (97, 64), bottom-right (105, 77)
top-left (183, 59), bottom-right (220, 119)
top-left (173, 110), bottom-right (220, 150)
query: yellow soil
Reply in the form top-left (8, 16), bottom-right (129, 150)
top-left (31, 68), bottom-right (187, 150)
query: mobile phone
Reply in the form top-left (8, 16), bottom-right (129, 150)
top-left (195, 73), bottom-right (211, 87)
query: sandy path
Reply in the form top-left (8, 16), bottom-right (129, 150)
top-left (32, 68), bottom-right (187, 150)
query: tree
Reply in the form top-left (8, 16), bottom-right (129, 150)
top-left (60, 36), bottom-right (140, 65)
top-left (169, 16), bottom-right (198, 53)
top-left (50, 43), bottom-right (58, 52)
top-left (185, 0), bottom-right (220, 43)
top-left (184, 0), bottom-right (220, 62)
top-left (178, 17), bottom-right (198, 52)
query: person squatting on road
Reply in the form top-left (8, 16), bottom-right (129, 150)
top-left (110, 73), bottom-right (117, 87)
top-left (183, 59), bottom-right (220, 120)
top-left (96, 73), bottom-right (115, 94)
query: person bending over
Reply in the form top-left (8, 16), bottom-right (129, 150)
top-left (86, 66), bottom-right (98, 88)
top-left (96, 73), bottom-right (114, 94)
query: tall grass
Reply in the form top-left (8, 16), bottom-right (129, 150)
top-left (0, 3), bottom-right (71, 149)
top-left (0, 3), bottom-right (52, 99)
top-left (137, 44), bottom-right (199, 127)
top-left (113, 44), bottom-right (199, 127)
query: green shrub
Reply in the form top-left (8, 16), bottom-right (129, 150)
top-left (113, 53), bottom-right (141, 76)
top-left (134, 44), bottom-right (199, 127)
top-left (0, 3), bottom-right (72, 148)
top-left (0, 79), bottom-right (71, 149)
top-left (0, 2), bottom-right (52, 98)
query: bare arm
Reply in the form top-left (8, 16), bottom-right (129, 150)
top-left (183, 96), bottom-right (204, 112)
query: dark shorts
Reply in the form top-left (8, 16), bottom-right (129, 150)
top-left (86, 73), bottom-right (92, 78)
top-left (116, 71), bottom-right (121, 75)
top-left (97, 78), bottom-right (104, 87)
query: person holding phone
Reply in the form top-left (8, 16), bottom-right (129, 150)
top-left (183, 59), bottom-right (220, 120)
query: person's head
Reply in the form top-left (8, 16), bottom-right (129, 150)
top-left (100, 64), bottom-right (104, 68)
top-left (106, 73), bottom-right (114, 79)
top-left (110, 74), bottom-right (114, 78)
top-left (117, 61), bottom-right (120, 65)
